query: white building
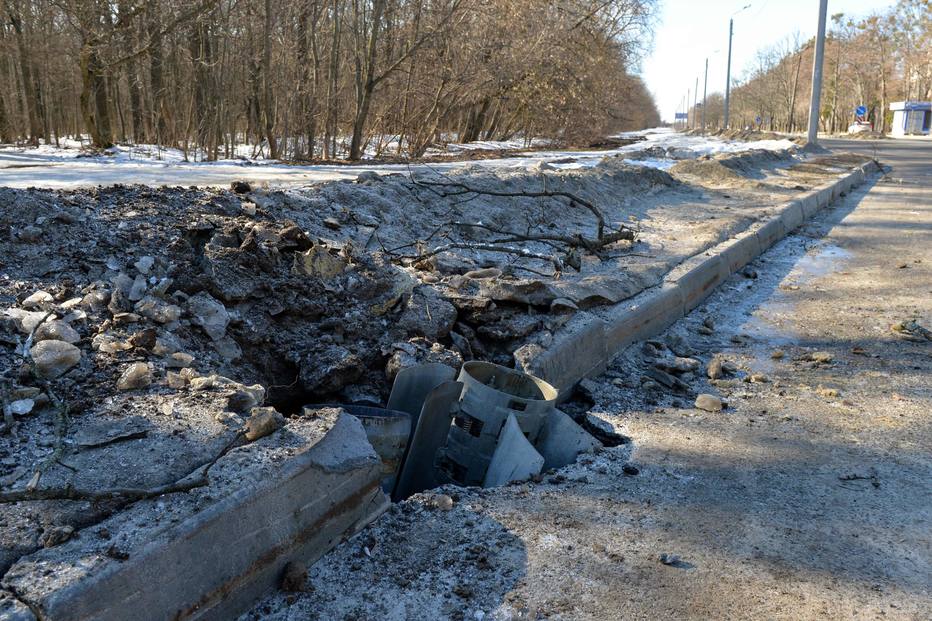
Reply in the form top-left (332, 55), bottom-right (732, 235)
top-left (889, 101), bottom-right (931, 136)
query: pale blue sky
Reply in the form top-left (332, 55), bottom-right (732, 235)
top-left (642, 0), bottom-right (896, 121)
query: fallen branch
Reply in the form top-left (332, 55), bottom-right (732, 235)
top-left (450, 221), bottom-right (634, 252)
top-left (0, 432), bottom-right (245, 504)
top-left (410, 242), bottom-right (564, 272)
top-left (396, 167), bottom-right (642, 273)
top-left (413, 176), bottom-right (616, 241)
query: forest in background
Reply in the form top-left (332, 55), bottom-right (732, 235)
top-left (692, 0), bottom-right (932, 134)
top-left (0, 0), bottom-right (661, 160)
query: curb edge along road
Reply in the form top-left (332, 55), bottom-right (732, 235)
top-left (8, 413), bottom-right (389, 621)
top-left (519, 159), bottom-right (881, 397)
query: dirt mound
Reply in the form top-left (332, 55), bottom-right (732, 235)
top-left (842, 131), bottom-right (887, 140)
top-left (687, 128), bottom-right (806, 146)
top-left (669, 149), bottom-right (792, 185)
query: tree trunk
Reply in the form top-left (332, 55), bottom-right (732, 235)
top-left (79, 40), bottom-right (113, 148)
top-left (461, 98), bottom-right (491, 143)
top-left (788, 49), bottom-right (803, 133)
top-left (0, 92), bottom-right (11, 142)
top-left (262, 0), bottom-right (278, 159)
top-left (8, 6), bottom-right (42, 145)
top-left (878, 40), bottom-right (887, 134)
top-left (127, 60), bottom-right (144, 142)
top-left (349, 0), bottom-right (386, 161)
top-left (830, 41), bottom-right (840, 134)
top-left (147, 1), bottom-right (167, 144)
top-left (297, 0), bottom-right (321, 159)
top-left (324, 0), bottom-right (341, 159)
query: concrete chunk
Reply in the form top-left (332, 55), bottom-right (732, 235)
top-left (3, 412), bottom-right (386, 621)
top-left (515, 312), bottom-right (608, 398)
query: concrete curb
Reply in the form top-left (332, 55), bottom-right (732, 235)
top-left (5, 413), bottom-right (388, 621)
top-left (519, 160), bottom-right (880, 397)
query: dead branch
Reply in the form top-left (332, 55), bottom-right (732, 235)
top-left (450, 221), bottom-right (634, 252)
top-left (411, 174), bottom-right (630, 242)
top-left (0, 432), bottom-right (245, 504)
top-left (410, 242), bottom-right (563, 272)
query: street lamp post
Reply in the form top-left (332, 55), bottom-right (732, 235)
top-left (807, 0), bottom-right (829, 144)
top-left (724, 4), bottom-right (750, 130)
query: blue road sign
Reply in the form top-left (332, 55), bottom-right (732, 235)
top-left (856, 105), bottom-right (868, 116)
top-left (674, 112), bottom-right (688, 120)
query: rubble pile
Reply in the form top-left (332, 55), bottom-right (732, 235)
top-left (0, 146), bottom-right (851, 595)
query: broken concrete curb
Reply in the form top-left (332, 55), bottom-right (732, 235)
top-left (520, 160), bottom-right (880, 397)
top-left (515, 312), bottom-right (609, 397)
top-left (755, 217), bottom-right (787, 252)
top-left (3, 413), bottom-right (388, 621)
top-left (719, 234), bottom-right (762, 275)
top-left (603, 284), bottom-right (685, 353)
top-left (669, 253), bottom-right (729, 314)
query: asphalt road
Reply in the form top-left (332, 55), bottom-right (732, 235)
top-left (822, 135), bottom-right (932, 179)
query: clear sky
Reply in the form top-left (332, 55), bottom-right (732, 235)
top-left (642, 0), bottom-right (897, 122)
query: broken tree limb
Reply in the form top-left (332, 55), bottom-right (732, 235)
top-left (449, 221), bottom-right (635, 252)
top-left (408, 165), bottom-right (638, 245)
top-left (409, 242), bottom-right (564, 272)
top-left (412, 175), bottom-right (616, 241)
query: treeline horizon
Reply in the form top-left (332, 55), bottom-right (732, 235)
top-left (0, 0), bottom-right (662, 161)
top-left (689, 0), bottom-right (931, 134)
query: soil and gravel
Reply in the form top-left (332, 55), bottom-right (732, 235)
top-left (241, 153), bottom-right (930, 620)
top-left (0, 141), bottom-right (880, 615)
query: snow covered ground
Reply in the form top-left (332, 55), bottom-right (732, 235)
top-left (0, 128), bottom-right (797, 189)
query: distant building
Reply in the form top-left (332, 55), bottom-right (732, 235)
top-left (889, 101), bottom-right (931, 136)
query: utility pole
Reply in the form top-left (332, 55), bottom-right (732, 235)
top-left (686, 87), bottom-right (691, 130)
top-left (807, 0), bottom-right (829, 144)
top-left (693, 76), bottom-right (699, 129)
top-left (724, 18), bottom-right (734, 129)
top-left (702, 57), bottom-right (709, 131)
top-left (724, 4), bottom-right (750, 130)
